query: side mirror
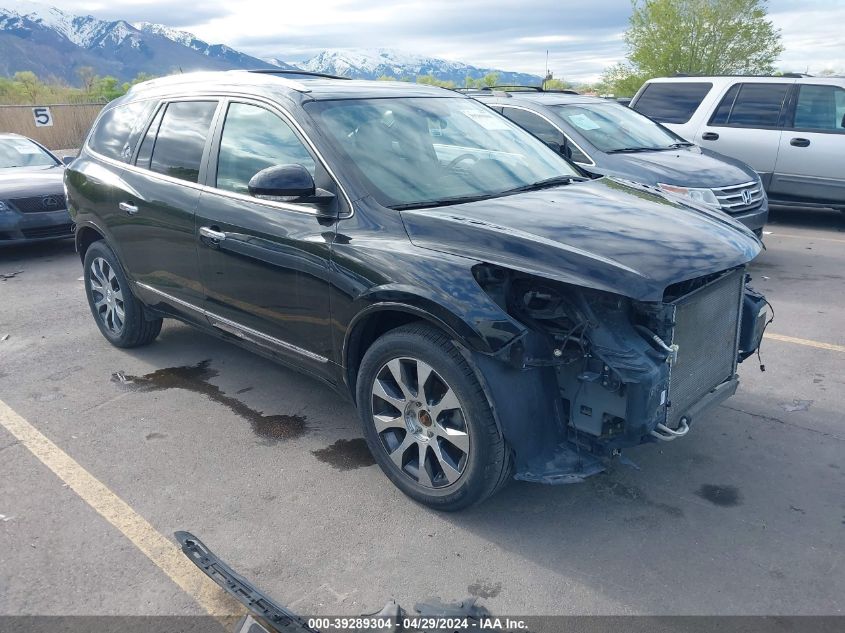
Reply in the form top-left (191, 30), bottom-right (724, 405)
top-left (248, 164), bottom-right (315, 198)
top-left (544, 140), bottom-right (563, 154)
top-left (61, 155), bottom-right (76, 166)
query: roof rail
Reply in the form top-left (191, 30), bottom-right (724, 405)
top-left (481, 85), bottom-right (579, 95)
top-left (672, 72), bottom-right (814, 78)
top-left (483, 85), bottom-right (543, 92)
top-left (248, 69), bottom-right (352, 81)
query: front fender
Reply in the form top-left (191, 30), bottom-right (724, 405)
top-left (349, 284), bottom-right (522, 356)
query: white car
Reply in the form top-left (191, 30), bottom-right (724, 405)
top-left (630, 76), bottom-right (845, 211)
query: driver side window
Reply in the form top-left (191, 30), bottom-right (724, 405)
top-left (216, 103), bottom-right (316, 194)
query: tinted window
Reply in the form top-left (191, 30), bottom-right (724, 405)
top-left (708, 84), bottom-right (740, 125)
top-left (632, 82), bottom-right (712, 124)
top-left (88, 100), bottom-right (155, 162)
top-left (135, 106), bottom-right (164, 170)
top-left (501, 108), bottom-right (564, 145)
top-left (502, 107), bottom-right (592, 163)
top-left (793, 84), bottom-right (845, 132)
top-left (149, 101), bottom-right (217, 183)
top-left (714, 83), bottom-right (790, 128)
top-left (216, 103), bottom-right (315, 194)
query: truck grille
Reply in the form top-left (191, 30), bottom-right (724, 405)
top-left (9, 194), bottom-right (67, 214)
top-left (667, 268), bottom-right (744, 427)
top-left (712, 181), bottom-right (763, 214)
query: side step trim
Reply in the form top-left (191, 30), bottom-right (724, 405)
top-left (135, 282), bottom-right (329, 364)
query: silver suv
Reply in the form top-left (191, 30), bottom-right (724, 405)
top-left (631, 76), bottom-right (845, 211)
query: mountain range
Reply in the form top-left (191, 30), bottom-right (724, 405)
top-left (0, 1), bottom-right (541, 86)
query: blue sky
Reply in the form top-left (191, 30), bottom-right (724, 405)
top-left (49, 0), bottom-right (845, 81)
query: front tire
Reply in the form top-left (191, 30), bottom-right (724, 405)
top-left (356, 323), bottom-right (512, 511)
top-left (83, 241), bottom-right (162, 348)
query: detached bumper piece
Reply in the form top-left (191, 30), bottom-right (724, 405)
top-left (177, 531), bottom-right (494, 633)
top-left (175, 531), bottom-right (316, 633)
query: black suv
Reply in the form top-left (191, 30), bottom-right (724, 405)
top-left (65, 71), bottom-right (768, 510)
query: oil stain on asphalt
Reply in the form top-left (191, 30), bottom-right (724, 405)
top-left (696, 484), bottom-right (742, 507)
top-left (312, 438), bottom-right (375, 470)
top-left (111, 360), bottom-right (306, 442)
top-left (468, 579), bottom-right (502, 598)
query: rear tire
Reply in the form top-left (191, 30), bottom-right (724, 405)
top-left (356, 322), bottom-right (512, 511)
top-left (83, 241), bottom-right (162, 348)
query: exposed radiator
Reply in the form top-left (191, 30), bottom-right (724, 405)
top-left (667, 268), bottom-right (745, 427)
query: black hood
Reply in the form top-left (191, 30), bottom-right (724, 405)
top-left (599, 146), bottom-right (758, 188)
top-left (0, 164), bottom-right (65, 198)
top-left (400, 177), bottom-right (761, 302)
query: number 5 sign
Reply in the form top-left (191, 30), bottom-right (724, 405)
top-left (32, 106), bottom-right (53, 127)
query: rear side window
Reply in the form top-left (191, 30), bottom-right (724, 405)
top-left (632, 82), bottom-right (712, 124)
top-left (793, 84), bottom-right (845, 132)
top-left (148, 101), bottom-right (218, 183)
top-left (88, 100), bottom-right (155, 162)
top-left (501, 107), bottom-right (564, 145)
top-left (501, 107), bottom-right (591, 164)
top-left (709, 83), bottom-right (790, 128)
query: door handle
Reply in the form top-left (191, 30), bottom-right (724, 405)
top-left (701, 132), bottom-right (719, 141)
top-left (118, 201), bottom-right (139, 215)
top-left (199, 226), bottom-right (226, 242)
top-left (790, 137), bottom-right (810, 147)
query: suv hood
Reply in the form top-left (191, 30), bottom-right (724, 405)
top-left (400, 177), bottom-right (761, 302)
top-left (600, 146), bottom-right (757, 188)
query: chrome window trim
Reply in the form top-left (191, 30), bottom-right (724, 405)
top-left (499, 104), bottom-right (597, 167)
top-left (135, 282), bottom-right (329, 364)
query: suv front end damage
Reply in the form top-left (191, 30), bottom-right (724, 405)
top-left (471, 264), bottom-right (768, 484)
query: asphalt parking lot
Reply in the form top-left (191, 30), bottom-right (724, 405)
top-left (1, 206), bottom-right (843, 618)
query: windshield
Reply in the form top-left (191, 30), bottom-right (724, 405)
top-left (552, 102), bottom-right (687, 153)
top-left (307, 97), bottom-right (578, 208)
top-left (0, 137), bottom-right (58, 168)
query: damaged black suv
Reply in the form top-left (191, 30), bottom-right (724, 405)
top-left (65, 70), bottom-right (768, 510)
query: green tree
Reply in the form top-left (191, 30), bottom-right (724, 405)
top-left (77, 66), bottom-right (97, 95)
top-left (416, 74), bottom-right (455, 88)
top-left (13, 71), bottom-right (42, 102)
top-left (543, 78), bottom-right (572, 91)
top-left (605, 0), bottom-right (783, 96)
top-left (464, 72), bottom-right (500, 88)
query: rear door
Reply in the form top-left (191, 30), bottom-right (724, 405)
top-left (694, 82), bottom-right (793, 181)
top-left (771, 83), bottom-right (845, 205)
top-left (111, 99), bottom-right (220, 312)
top-left (196, 99), bottom-right (343, 374)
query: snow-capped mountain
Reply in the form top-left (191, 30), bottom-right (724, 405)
top-left (134, 22), bottom-right (298, 70)
top-left (0, 1), bottom-right (274, 82)
top-left (1, 2), bottom-right (541, 87)
top-left (299, 48), bottom-right (542, 85)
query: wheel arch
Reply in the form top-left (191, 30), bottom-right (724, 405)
top-left (75, 222), bottom-right (106, 263)
top-left (343, 302), bottom-right (494, 404)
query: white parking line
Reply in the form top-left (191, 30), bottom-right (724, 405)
top-left (0, 398), bottom-right (242, 621)
top-left (764, 332), bottom-right (845, 353)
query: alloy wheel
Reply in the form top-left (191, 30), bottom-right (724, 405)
top-left (370, 357), bottom-right (470, 489)
top-left (89, 257), bottom-right (125, 335)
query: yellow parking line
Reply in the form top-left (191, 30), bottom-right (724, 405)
top-left (764, 332), bottom-right (845, 353)
top-left (0, 398), bottom-right (242, 620)
top-left (767, 232), bottom-right (845, 244)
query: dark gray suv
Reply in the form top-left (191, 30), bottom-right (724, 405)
top-left (473, 89), bottom-right (768, 235)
